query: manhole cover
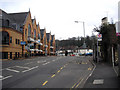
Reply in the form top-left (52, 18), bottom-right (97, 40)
top-left (93, 79), bottom-right (104, 84)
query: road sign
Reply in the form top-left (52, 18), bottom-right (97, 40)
top-left (20, 41), bottom-right (26, 45)
top-left (116, 21), bottom-right (120, 36)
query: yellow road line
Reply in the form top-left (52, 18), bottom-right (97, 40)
top-left (72, 83), bottom-right (77, 88)
top-left (60, 67), bottom-right (63, 70)
top-left (57, 70), bottom-right (61, 73)
top-left (42, 81), bottom-right (48, 86)
top-left (75, 78), bottom-right (84, 88)
top-left (51, 74), bottom-right (55, 78)
top-left (71, 77), bottom-right (82, 88)
top-left (88, 68), bottom-right (92, 70)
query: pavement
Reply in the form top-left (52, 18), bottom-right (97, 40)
top-left (83, 60), bottom-right (120, 88)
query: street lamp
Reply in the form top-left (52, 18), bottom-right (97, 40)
top-left (75, 21), bottom-right (86, 48)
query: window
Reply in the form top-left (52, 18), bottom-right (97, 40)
top-left (34, 43), bottom-right (36, 49)
top-left (25, 29), bottom-right (27, 37)
top-left (5, 20), bottom-right (9, 27)
top-left (28, 24), bottom-right (31, 37)
top-left (10, 37), bottom-right (12, 43)
top-left (34, 30), bottom-right (36, 39)
top-left (16, 39), bottom-right (17, 44)
top-left (38, 33), bottom-right (40, 39)
top-left (18, 52), bottom-right (19, 58)
top-left (1, 31), bottom-right (9, 45)
top-left (15, 52), bottom-right (17, 58)
top-left (2, 52), bottom-right (8, 59)
top-left (38, 45), bottom-right (40, 49)
top-left (10, 52), bottom-right (12, 59)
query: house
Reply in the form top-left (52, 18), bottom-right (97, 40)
top-left (50, 35), bottom-right (56, 55)
top-left (40, 28), bottom-right (48, 55)
top-left (46, 33), bottom-right (51, 55)
top-left (36, 23), bottom-right (43, 55)
top-left (0, 9), bottom-right (27, 59)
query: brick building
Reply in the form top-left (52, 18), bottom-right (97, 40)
top-left (0, 9), bottom-right (56, 60)
top-left (50, 35), bottom-right (56, 55)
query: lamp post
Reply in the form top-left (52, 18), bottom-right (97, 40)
top-left (75, 21), bottom-right (86, 48)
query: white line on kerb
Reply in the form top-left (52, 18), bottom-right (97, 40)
top-left (6, 68), bottom-right (20, 73)
top-left (0, 75), bottom-right (13, 81)
top-left (22, 66), bottom-right (38, 73)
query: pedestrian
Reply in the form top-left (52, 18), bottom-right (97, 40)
top-left (65, 51), bottom-right (68, 56)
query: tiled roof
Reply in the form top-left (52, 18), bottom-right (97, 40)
top-left (1, 9), bottom-right (29, 33)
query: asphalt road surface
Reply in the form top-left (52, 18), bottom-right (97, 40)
top-left (1, 56), bottom-right (94, 88)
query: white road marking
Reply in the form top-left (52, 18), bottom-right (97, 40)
top-left (15, 66), bottom-right (30, 69)
top-left (93, 79), bottom-right (104, 84)
top-left (42, 62), bottom-right (50, 65)
top-left (24, 62), bottom-right (33, 65)
top-left (0, 75), bottom-right (3, 78)
top-left (6, 68), bottom-right (20, 73)
top-left (0, 75), bottom-right (13, 80)
top-left (52, 60), bottom-right (55, 62)
top-left (22, 66), bottom-right (38, 73)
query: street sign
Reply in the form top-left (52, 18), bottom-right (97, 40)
top-left (20, 41), bottom-right (26, 45)
top-left (97, 34), bottom-right (102, 41)
top-left (116, 21), bottom-right (120, 36)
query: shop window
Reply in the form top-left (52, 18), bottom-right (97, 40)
top-left (16, 39), bottom-right (18, 44)
top-left (10, 52), bottom-right (12, 59)
top-left (15, 52), bottom-right (17, 58)
top-left (2, 52), bottom-right (8, 59)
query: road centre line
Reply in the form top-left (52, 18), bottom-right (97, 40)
top-left (51, 74), bottom-right (55, 78)
top-left (42, 81), bottom-right (48, 86)
top-left (0, 75), bottom-right (13, 81)
top-left (22, 66), bottom-right (38, 73)
top-left (6, 68), bottom-right (20, 73)
top-left (57, 70), bottom-right (61, 73)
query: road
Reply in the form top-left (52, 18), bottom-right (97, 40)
top-left (1, 56), bottom-right (94, 88)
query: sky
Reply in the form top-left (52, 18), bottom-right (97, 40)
top-left (0, 0), bottom-right (120, 40)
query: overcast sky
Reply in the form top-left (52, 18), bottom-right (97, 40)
top-left (0, 0), bottom-right (119, 39)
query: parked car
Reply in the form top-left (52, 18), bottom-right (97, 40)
top-left (85, 52), bottom-right (93, 56)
